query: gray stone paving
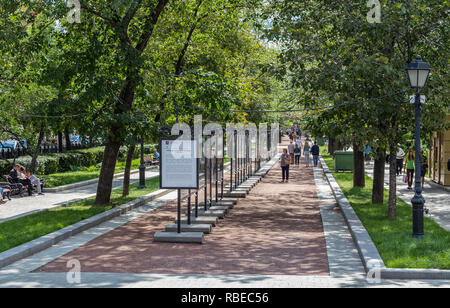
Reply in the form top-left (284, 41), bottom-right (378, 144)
top-left (0, 170), bottom-right (159, 224)
top-left (0, 272), bottom-right (449, 288)
top-left (313, 167), bottom-right (366, 278)
top-left (365, 162), bottom-right (450, 231)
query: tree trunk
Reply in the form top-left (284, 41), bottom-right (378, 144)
top-left (372, 149), bottom-right (386, 204)
top-left (353, 143), bottom-right (365, 188)
top-left (30, 124), bottom-right (45, 174)
top-left (122, 143), bottom-right (136, 197)
top-left (95, 78), bottom-right (136, 205)
top-left (328, 137), bottom-right (335, 156)
top-left (94, 0), bottom-right (169, 205)
top-left (65, 128), bottom-right (71, 151)
top-left (58, 132), bottom-right (63, 153)
top-left (388, 142), bottom-right (397, 219)
top-left (95, 140), bottom-right (121, 205)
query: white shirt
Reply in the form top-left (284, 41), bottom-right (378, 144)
top-left (288, 143), bottom-right (295, 154)
top-left (396, 149), bottom-right (405, 160)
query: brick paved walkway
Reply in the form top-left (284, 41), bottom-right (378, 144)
top-left (34, 138), bottom-right (330, 276)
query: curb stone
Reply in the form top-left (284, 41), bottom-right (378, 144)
top-left (319, 155), bottom-right (450, 280)
top-left (425, 178), bottom-right (450, 193)
top-left (43, 166), bottom-right (158, 193)
top-left (0, 173), bottom-right (161, 225)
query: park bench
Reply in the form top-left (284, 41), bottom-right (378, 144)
top-left (2, 175), bottom-right (44, 197)
top-left (1, 176), bottom-right (24, 197)
top-left (144, 155), bottom-right (160, 167)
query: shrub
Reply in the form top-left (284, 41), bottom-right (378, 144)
top-left (0, 144), bottom-right (156, 176)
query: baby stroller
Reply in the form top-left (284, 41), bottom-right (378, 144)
top-left (0, 184), bottom-right (12, 201)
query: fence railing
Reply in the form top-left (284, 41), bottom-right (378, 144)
top-left (0, 143), bottom-right (91, 160)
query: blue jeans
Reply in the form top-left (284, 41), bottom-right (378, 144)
top-left (305, 152), bottom-right (310, 166)
top-left (313, 155), bottom-right (319, 167)
top-left (282, 165), bottom-right (290, 181)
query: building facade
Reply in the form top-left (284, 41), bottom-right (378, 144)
top-left (429, 115), bottom-right (450, 186)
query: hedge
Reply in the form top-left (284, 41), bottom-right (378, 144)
top-left (0, 144), bottom-right (156, 176)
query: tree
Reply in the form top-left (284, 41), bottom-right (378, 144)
top-left (262, 0), bottom-right (449, 218)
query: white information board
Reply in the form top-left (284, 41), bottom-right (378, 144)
top-left (160, 139), bottom-right (199, 189)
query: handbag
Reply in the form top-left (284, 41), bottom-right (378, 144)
top-left (284, 155), bottom-right (291, 166)
top-left (403, 174), bottom-right (408, 183)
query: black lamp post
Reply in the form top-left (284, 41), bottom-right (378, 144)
top-left (406, 55), bottom-right (431, 238)
top-left (138, 136), bottom-right (146, 189)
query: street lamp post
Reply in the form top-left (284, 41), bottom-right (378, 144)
top-left (406, 55), bottom-right (431, 238)
top-left (138, 136), bottom-right (146, 189)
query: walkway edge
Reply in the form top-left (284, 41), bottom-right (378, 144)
top-left (43, 167), bottom-right (158, 193)
top-left (0, 188), bottom-right (173, 269)
top-left (425, 178), bottom-right (450, 193)
top-left (319, 156), bottom-right (450, 280)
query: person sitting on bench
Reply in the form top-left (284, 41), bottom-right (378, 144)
top-left (19, 166), bottom-right (44, 196)
top-left (10, 165), bottom-right (33, 196)
top-left (153, 149), bottom-right (160, 161)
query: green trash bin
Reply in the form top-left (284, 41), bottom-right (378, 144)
top-left (335, 151), bottom-right (353, 172)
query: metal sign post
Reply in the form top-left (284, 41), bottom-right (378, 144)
top-left (204, 136), bottom-right (208, 211)
top-left (215, 157), bottom-right (218, 203)
top-left (187, 189), bottom-right (191, 225)
top-left (160, 139), bottom-right (198, 234)
top-left (209, 139), bottom-right (213, 207)
top-left (236, 131), bottom-right (239, 189)
top-left (221, 130), bottom-right (225, 199)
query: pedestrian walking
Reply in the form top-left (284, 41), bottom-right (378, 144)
top-left (420, 149), bottom-right (428, 189)
top-left (304, 141), bottom-right (311, 167)
top-left (295, 136), bottom-right (302, 151)
top-left (294, 143), bottom-right (301, 166)
top-left (280, 149), bottom-right (291, 183)
top-left (311, 142), bottom-right (320, 167)
top-left (396, 147), bottom-right (405, 176)
top-left (364, 146), bottom-right (371, 161)
top-left (405, 150), bottom-right (415, 190)
top-left (288, 140), bottom-right (295, 165)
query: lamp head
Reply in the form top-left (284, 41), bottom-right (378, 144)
top-left (406, 56), bottom-right (431, 89)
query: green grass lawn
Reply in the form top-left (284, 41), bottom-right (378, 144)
top-left (321, 152), bottom-right (450, 270)
top-left (41, 158), bottom-right (142, 188)
top-left (0, 176), bottom-right (160, 254)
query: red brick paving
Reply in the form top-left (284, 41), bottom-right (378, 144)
top-left (35, 137), bottom-right (330, 276)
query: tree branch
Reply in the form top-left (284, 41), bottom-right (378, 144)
top-left (120, 0), bottom-right (143, 46)
top-left (79, 1), bottom-right (115, 24)
top-left (175, 0), bottom-right (206, 76)
top-left (135, 0), bottom-right (170, 53)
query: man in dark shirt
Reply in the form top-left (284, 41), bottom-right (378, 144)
top-left (9, 165), bottom-right (33, 196)
top-left (311, 142), bottom-right (320, 167)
